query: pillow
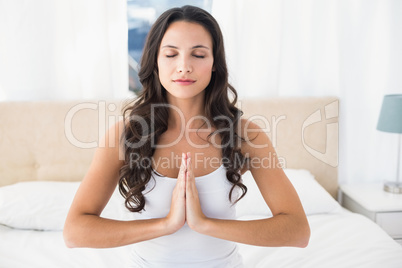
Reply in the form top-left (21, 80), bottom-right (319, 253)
top-left (0, 169), bottom-right (340, 230)
top-left (236, 169), bottom-right (342, 218)
top-left (0, 181), bottom-right (131, 231)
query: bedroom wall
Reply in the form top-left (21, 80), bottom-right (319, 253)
top-left (212, 0), bottom-right (402, 185)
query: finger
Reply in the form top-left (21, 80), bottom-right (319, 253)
top-left (186, 155), bottom-right (198, 194)
top-left (178, 153), bottom-right (187, 191)
top-left (179, 152), bottom-right (187, 177)
top-left (186, 154), bottom-right (192, 182)
top-left (187, 156), bottom-right (194, 182)
top-left (185, 154), bottom-right (192, 193)
top-left (186, 153), bottom-right (191, 173)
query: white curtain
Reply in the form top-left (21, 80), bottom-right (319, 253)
top-left (0, 0), bottom-right (129, 101)
top-left (212, 0), bottom-right (402, 185)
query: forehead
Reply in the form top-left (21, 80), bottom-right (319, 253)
top-left (160, 21), bottom-right (213, 48)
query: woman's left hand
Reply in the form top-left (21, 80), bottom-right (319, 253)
top-left (185, 152), bottom-right (208, 232)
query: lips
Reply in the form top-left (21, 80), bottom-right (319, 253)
top-left (173, 79), bottom-right (196, 85)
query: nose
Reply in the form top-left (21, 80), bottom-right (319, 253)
top-left (176, 56), bottom-right (192, 73)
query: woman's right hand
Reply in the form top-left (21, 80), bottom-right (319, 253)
top-left (164, 153), bottom-right (187, 234)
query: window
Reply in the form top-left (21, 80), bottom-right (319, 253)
top-left (127, 0), bottom-right (212, 94)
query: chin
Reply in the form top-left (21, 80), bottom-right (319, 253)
top-left (166, 88), bottom-right (205, 101)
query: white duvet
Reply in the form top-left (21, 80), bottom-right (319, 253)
top-left (1, 211), bottom-right (402, 268)
top-left (238, 211), bottom-right (402, 268)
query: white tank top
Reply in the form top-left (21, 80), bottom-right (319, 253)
top-left (129, 164), bottom-right (244, 268)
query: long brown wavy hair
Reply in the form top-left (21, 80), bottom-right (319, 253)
top-left (119, 5), bottom-right (248, 212)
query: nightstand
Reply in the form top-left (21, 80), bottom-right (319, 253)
top-left (339, 183), bottom-right (402, 246)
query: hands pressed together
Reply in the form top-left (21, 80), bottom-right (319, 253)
top-left (165, 152), bottom-right (208, 234)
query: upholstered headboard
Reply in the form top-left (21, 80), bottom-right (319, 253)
top-left (240, 97), bottom-right (339, 197)
top-left (0, 100), bottom-right (123, 187)
top-left (0, 97), bottom-right (338, 197)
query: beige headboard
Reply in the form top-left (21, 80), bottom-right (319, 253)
top-left (0, 97), bottom-right (338, 197)
top-left (0, 100), bottom-right (123, 187)
top-left (239, 97), bottom-right (339, 197)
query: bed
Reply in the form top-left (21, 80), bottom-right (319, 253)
top-left (1, 98), bottom-right (402, 267)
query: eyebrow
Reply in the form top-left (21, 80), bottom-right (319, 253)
top-left (161, 45), bottom-right (210, 50)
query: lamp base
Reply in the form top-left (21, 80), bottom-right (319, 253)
top-left (384, 182), bottom-right (402, 194)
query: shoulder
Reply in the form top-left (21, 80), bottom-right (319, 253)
top-left (102, 120), bottom-right (126, 145)
top-left (239, 118), bottom-right (272, 155)
top-left (238, 118), bottom-right (276, 172)
top-left (97, 120), bottom-right (126, 164)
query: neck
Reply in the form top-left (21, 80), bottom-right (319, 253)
top-left (166, 94), bottom-right (207, 131)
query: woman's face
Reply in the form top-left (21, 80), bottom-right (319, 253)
top-left (157, 21), bottom-right (214, 101)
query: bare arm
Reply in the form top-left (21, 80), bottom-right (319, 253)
top-left (185, 119), bottom-right (310, 247)
top-left (63, 122), bottom-right (186, 248)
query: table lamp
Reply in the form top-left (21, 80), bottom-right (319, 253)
top-left (377, 94), bottom-right (402, 194)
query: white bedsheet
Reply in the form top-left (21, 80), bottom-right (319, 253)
top-left (238, 211), bottom-right (402, 268)
top-left (1, 210), bottom-right (401, 268)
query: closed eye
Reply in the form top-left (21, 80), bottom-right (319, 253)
top-left (193, 55), bottom-right (205, 59)
top-left (166, 54), bottom-right (177, 58)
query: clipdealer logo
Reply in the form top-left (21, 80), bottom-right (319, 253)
top-left (301, 100), bottom-right (339, 167)
top-left (63, 100), bottom-right (339, 167)
top-left (64, 101), bottom-right (122, 149)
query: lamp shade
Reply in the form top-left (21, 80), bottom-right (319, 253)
top-left (377, 94), bottom-right (402, 134)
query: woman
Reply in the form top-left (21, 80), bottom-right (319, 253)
top-left (63, 5), bottom-right (310, 267)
